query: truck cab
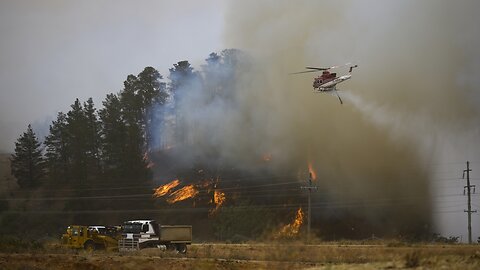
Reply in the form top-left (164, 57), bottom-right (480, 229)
top-left (123, 220), bottom-right (159, 236)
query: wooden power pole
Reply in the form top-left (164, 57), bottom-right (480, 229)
top-left (463, 161), bottom-right (476, 244)
top-left (301, 172), bottom-right (317, 242)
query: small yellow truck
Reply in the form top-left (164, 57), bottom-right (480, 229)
top-left (61, 225), bottom-right (120, 251)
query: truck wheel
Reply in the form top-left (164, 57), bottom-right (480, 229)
top-left (176, 244), bottom-right (187, 254)
top-left (84, 241), bottom-right (96, 252)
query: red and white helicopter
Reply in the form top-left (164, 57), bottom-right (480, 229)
top-left (291, 63), bottom-right (358, 104)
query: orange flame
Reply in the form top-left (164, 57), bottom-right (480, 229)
top-left (277, 208), bottom-right (304, 238)
top-left (214, 190), bottom-right (226, 207)
top-left (262, 153), bottom-right (272, 162)
top-left (153, 179), bottom-right (180, 198)
top-left (166, 185), bottom-right (199, 204)
top-left (209, 189), bottom-right (226, 215)
top-left (308, 161), bottom-right (317, 181)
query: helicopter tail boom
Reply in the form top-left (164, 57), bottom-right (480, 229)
top-left (349, 64), bottom-right (358, 73)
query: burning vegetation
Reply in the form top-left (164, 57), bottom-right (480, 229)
top-left (209, 189), bottom-right (226, 215)
top-left (153, 180), bottom-right (200, 204)
top-left (153, 177), bottom-right (227, 215)
top-left (152, 179), bottom-right (180, 197)
top-left (276, 208), bottom-right (305, 238)
top-left (166, 185), bottom-right (199, 204)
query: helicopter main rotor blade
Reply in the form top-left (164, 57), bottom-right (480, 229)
top-left (290, 63), bottom-right (355, 75)
top-left (306, 63), bottom-right (353, 71)
top-left (305, 67), bottom-right (329, 71)
top-left (289, 70), bottom-right (322, 75)
top-left (328, 63), bottom-right (352, 70)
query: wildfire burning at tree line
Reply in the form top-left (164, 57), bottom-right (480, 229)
top-left (276, 207), bottom-right (304, 238)
top-left (153, 174), bottom-right (304, 234)
top-left (166, 184), bottom-right (199, 204)
top-left (153, 179), bottom-right (226, 212)
top-left (152, 179), bottom-right (180, 197)
top-left (209, 189), bottom-right (226, 215)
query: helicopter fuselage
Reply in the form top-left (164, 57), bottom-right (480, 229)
top-left (314, 74), bottom-right (352, 91)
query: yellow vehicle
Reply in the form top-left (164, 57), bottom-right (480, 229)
top-left (61, 225), bottom-right (120, 251)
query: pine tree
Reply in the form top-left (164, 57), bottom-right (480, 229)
top-left (66, 98), bottom-right (88, 184)
top-left (45, 112), bottom-right (70, 183)
top-left (109, 67), bottom-right (168, 179)
top-left (120, 74), bottom-right (149, 179)
top-left (168, 61), bottom-right (201, 145)
top-left (83, 98), bottom-right (101, 179)
top-left (10, 124), bottom-right (45, 188)
top-left (137, 67), bottom-right (168, 149)
top-left (99, 93), bottom-right (127, 178)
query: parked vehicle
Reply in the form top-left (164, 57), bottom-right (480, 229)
top-left (61, 225), bottom-right (121, 251)
top-left (118, 220), bottom-right (192, 253)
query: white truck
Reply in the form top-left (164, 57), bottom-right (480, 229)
top-left (118, 220), bottom-right (192, 253)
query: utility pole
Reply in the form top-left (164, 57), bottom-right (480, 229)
top-left (301, 172), bottom-right (317, 242)
top-left (462, 161), bottom-right (476, 244)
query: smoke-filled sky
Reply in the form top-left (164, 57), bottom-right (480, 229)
top-left (2, 0), bottom-right (480, 240)
top-left (219, 0), bottom-right (480, 240)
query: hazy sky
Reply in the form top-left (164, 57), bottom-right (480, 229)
top-left (0, 0), bottom-right (225, 152)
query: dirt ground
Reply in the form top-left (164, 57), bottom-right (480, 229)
top-left (1, 243), bottom-right (480, 270)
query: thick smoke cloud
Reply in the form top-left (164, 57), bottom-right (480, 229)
top-left (153, 0), bottom-right (480, 237)
top-left (221, 0), bottom-right (480, 238)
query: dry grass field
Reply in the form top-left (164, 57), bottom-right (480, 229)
top-left (1, 242), bottom-right (479, 270)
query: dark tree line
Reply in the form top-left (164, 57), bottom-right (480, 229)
top-left (10, 67), bottom-right (166, 188)
top-left (10, 49), bottom-right (245, 190)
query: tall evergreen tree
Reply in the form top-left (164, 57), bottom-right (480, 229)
top-left (66, 98), bottom-right (88, 184)
top-left (10, 124), bottom-right (45, 188)
top-left (137, 66), bottom-right (168, 149)
top-left (83, 98), bottom-right (101, 179)
top-left (120, 74), bottom-right (150, 179)
top-left (168, 61), bottom-right (201, 145)
top-left (99, 93), bottom-right (127, 178)
top-left (45, 112), bottom-right (70, 183)
top-left (203, 52), bottom-right (222, 101)
top-left (169, 61), bottom-right (197, 93)
top-left (97, 67), bottom-right (167, 180)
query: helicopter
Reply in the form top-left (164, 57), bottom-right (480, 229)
top-left (291, 63), bottom-right (358, 104)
